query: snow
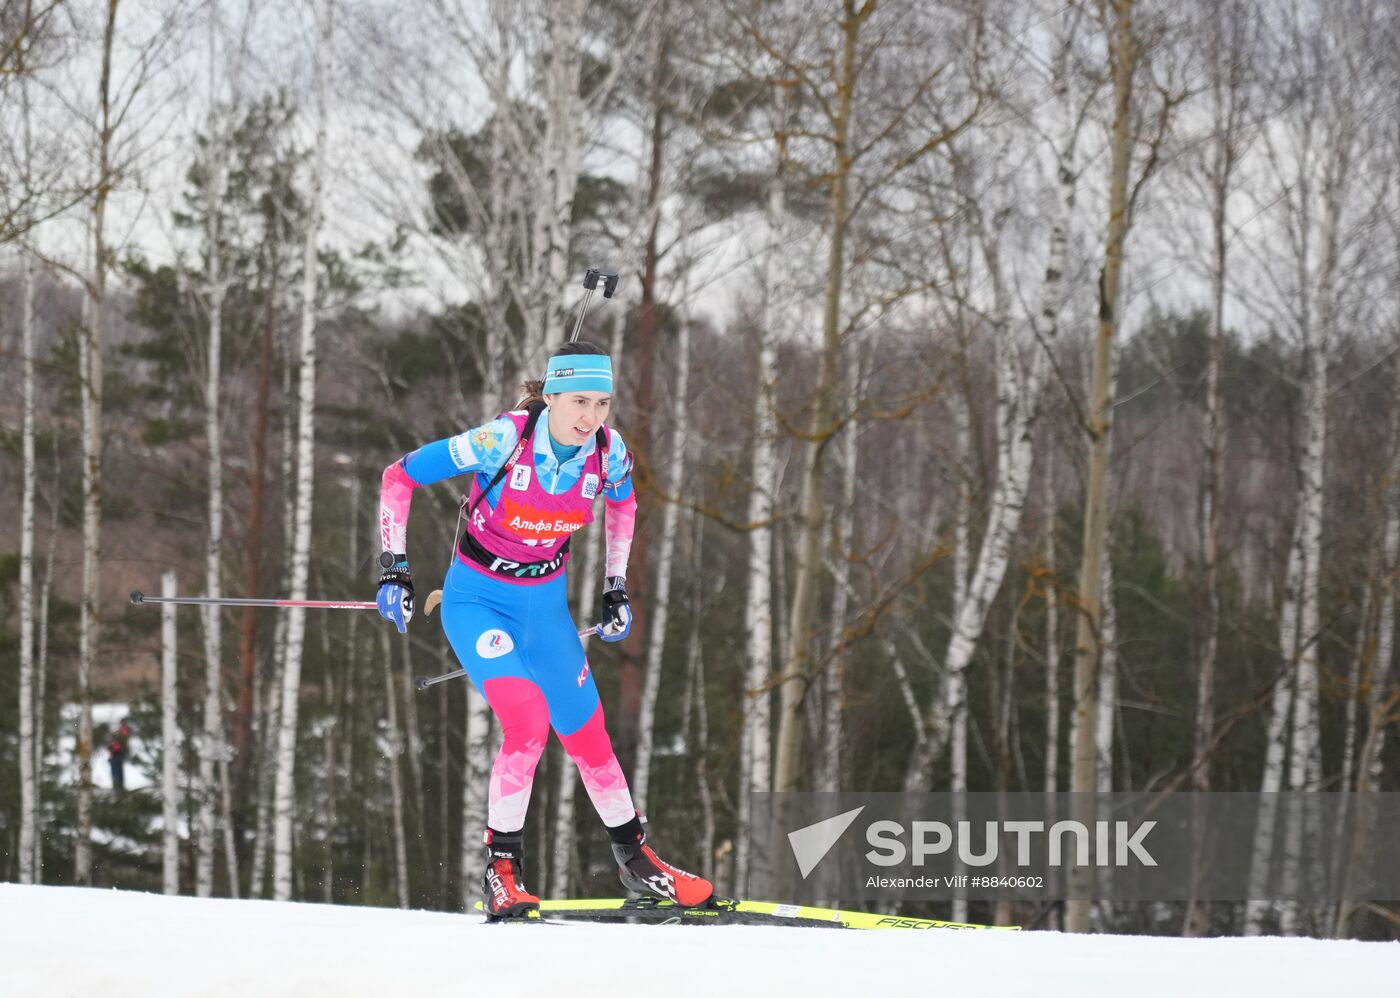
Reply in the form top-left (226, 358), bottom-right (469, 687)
top-left (1, 885), bottom-right (1395, 997)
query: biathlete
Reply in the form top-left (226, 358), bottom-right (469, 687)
top-left (375, 340), bottom-right (714, 919)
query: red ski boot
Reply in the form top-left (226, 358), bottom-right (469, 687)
top-left (608, 814), bottom-right (714, 907)
top-left (482, 828), bottom-right (540, 920)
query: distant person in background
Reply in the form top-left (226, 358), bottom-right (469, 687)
top-left (108, 718), bottom-right (130, 792)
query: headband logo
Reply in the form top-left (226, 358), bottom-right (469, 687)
top-left (547, 367), bottom-right (576, 379)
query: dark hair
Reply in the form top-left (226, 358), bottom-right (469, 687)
top-left (519, 340), bottom-right (609, 407)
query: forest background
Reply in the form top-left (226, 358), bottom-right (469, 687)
top-left (3, 0), bottom-right (1399, 940)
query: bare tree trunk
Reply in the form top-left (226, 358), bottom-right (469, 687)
top-left (75, 1), bottom-right (121, 885)
top-left (252, 318), bottom-right (298, 899)
top-left (1038, 21), bottom-right (1076, 808)
top-left (1041, 438), bottom-right (1060, 932)
top-left (1067, 0), bottom-right (1139, 935)
top-left (818, 356), bottom-right (861, 794)
top-left (634, 247), bottom-right (693, 813)
top-left (1244, 517), bottom-right (1302, 935)
top-left (400, 633), bottom-right (426, 824)
top-left (381, 631), bottom-right (411, 908)
top-left (904, 228), bottom-right (1055, 793)
top-left (236, 242), bottom-right (277, 794)
top-left (520, 0), bottom-right (586, 366)
top-left (1095, 554), bottom-right (1117, 795)
top-left (272, 0), bottom-right (331, 902)
top-left (219, 754), bottom-right (240, 898)
top-left (34, 525), bottom-right (55, 880)
top-left (773, 0), bottom-right (860, 798)
top-left (437, 662), bottom-right (451, 907)
top-left (689, 610), bottom-right (716, 883)
top-left (620, 14), bottom-right (670, 762)
top-left (18, 218), bottom-right (37, 886)
top-left (1043, 444), bottom-right (1060, 797)
top-left (1335, 399), bottom-right (1400, 936)
top-left (684, 514), bottom-right (716, 882)
top-left (162, 571), bottom-right (180, 894)
top-left (197, 110), bottom-right (230, 898)
top-left (1280, 100), bottom-right (1349, 928)
top-left (1182, 15), bottom-right (1240, 927)
top-left (1191, 0), bottom-right (1243, 805)
top-left (459, 683), bottom-right (493, 909)
top-left (1279, 345), bottom-right (1328, 936)
top-left (944, 388), bottom-right (972, 802)
top-left (736, 136), bottom-right (785, 892)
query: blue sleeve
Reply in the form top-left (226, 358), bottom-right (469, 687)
top-left (603, 428), bottom-right (634, 502)
top-left (401, 417), bottom-right (518, 487)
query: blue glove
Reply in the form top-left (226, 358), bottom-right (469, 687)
top-left (599, 576), bottom-right (631, 642)
top-left (376, 552), bottom-right (414, 633)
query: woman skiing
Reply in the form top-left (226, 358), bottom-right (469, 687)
top-left (375, 341), bottom-right (714, 919)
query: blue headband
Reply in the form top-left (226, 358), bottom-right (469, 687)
top-left (543, 352), bottom-right (613, 395)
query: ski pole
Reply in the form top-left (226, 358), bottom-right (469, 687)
top-left (568, 267), bottom-right (620, 343)
top-left (414, 626), bottom-right (599, 691)
top-left (130, 590), bottom-right (377, 611)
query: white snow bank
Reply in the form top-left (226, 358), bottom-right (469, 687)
top-left (0, 884), bottom-right (1395, 997)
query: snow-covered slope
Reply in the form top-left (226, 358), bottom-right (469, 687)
top-left (1, 884), bottom-right (1395, 997)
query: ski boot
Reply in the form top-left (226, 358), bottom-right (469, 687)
top-left (608, 813), bottom-right (714, 907)
top-left (482, 828), bottom-right (540, 921)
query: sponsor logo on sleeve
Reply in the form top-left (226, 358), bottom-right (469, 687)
top-left (448, 433), bottom-right (473, 470)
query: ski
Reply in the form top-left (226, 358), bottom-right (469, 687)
top-left (474, 897), bottom-right (1019, 930)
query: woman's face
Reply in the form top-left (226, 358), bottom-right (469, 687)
top-left (546, 391), bottom-right (612, 446)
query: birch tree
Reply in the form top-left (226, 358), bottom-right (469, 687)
top-left (16, 164), bottom-right (39, 888)
top-left (724, 0), bottom-right (983, 798)
top-left (14, 9), bottom-right (44, 882)
top-left (816, 351), bottom-right (863, 794)
top-left (161, 570), bottom-right (180, 894)
top-left (273, 0), bottom-right (331, 902)
top-left (1067, 0), bottom-right (1177, 934)
top-left (0, 0), bottom-right (79, 244)
top-left (734, 186), bottom-right (782, 890)
top-left (902, 137), bottom-right (1067, 791)
top-left (372, 0), bottom-right (658, 388)
top-left (1244, 0), bottom-right (1380, 934)
top-left (381, 631), bottom-right (410, 909)
top-left (195, 0), bottom-right (254, 899)
top-left (73, 0), bottom-right (121, 885)
top-left (1181, 0), bottom-right (1258, 937)
top-left (458, 685), bottom-right (493, 908)
top-left (632, 243), bottom-right (694, 813)
top-left (902, 0), bottom-right (1093, 792)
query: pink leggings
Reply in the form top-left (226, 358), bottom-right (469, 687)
top-left (482, 675), bottom-right (635, 833)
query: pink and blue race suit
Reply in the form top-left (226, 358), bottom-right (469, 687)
top-left (379, 406), bottom-right (639, 833)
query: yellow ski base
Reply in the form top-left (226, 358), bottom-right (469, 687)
top-left (475, 897), bottom-right (1019, 930)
